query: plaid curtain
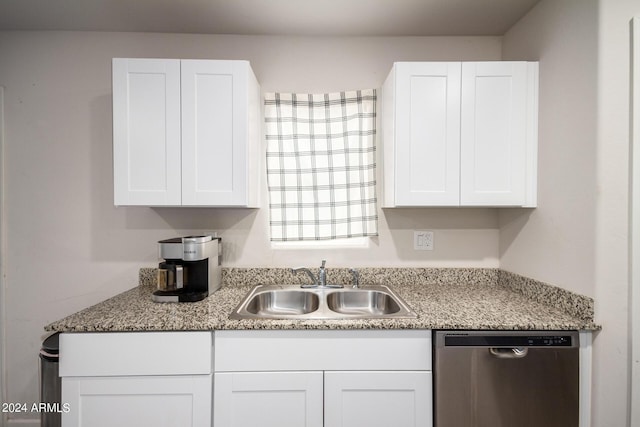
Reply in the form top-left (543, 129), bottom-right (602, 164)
top-left (264, 90), bottom-right (378, 241)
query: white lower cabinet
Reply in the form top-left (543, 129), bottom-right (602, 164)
top-left (63, 375), bottom-right (211, 427)
top-left (214, 372), bottom-right (323, 427)
top-left (59, 330), bottom-right (432, 427)
top-left (214, 370), bottom-right (431, 427)
top-left (213, 330), bottom-right (433, 427)
top-left (324, 371), bottom-right (432, 427)
top-left (59, 332), bottom-right (212, 427)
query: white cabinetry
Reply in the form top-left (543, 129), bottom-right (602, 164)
top-left (63, 376), bottom-right (211, 427)
top-left (213, 330), bottom-right (432, 427)
top-left (382, 61), bottom-right (538, 207)
top-left (214, 371), bottom-right (323, 427)
top-left (59, 332), bottom-right (212, 427)
top-left (113, 58), bottom-right (260, 207)
top-left (112, 59), bottom-right (180, 206)
top-left (324, 371), bottom-right (432, 427)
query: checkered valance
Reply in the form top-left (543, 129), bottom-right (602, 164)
top-left (264, 90), bottom-right (378, 241)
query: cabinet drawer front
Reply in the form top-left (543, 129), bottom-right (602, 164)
top-left (60, 332), bottom-right (212, 377)
top-left (214, 330), bottom-right (431, 372)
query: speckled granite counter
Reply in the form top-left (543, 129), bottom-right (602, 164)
top-left (45, 268), bottom-right (599, 332)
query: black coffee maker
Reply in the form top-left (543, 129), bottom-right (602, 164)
top-left (152, 235), bottom-right (222, 303)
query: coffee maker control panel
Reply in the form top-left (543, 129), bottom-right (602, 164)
top-left (182, 235), bottom-right (213, 261)
top-left (153, 235), bottom-right (222, 303)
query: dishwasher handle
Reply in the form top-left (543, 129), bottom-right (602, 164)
top-left (489, 347), bottom-right (529, 359)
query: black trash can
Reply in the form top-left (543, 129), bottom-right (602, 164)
top-left (39, 333), bottom-right (61, 427)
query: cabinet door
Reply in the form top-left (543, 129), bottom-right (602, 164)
top-left (214, 372), bottom-right (323, 427)
top-left (394, 62), bottom-right (461, 206)
top-left (112, 58), bottom-right (181, 206)
top-left (324, 371), bottom-right (432, 427)
top-left (62, 375), bottom-right (211, 427)
top-left (460, 62), bottom-right (530, 206)
top-left (181, 60), bottom-right (253, 206)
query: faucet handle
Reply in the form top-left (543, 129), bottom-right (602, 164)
top-left (320, 260), bottom-right (326, 269)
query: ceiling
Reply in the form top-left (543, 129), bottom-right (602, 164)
top-left (0, 0), bottom-right (540, 37)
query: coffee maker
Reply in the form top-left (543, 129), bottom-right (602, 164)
top-left (152, 235), bottom-right (222, 303)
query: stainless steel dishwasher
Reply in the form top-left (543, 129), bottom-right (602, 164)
top-left (434, 330), bottom-right (579, 427)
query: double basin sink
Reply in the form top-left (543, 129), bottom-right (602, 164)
top-left (230, 284), bottom-right (416, 320)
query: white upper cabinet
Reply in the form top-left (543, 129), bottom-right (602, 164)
top-left (113, 58), bottom-right (260, 207)
top-left (460, 62), bottom-right (536, 206)
top-left (113, 59), bottom-right (182, 206)
top-left (382, 61), bottom-right (538, 207)
top-left (383, 62), bottom-right (461, 206)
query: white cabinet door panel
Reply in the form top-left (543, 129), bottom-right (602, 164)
top-left (324, 371), bottom-right (432, 427)
top-left (394, 62), bottom-right (461, 206)
top-left (181, 60), bottom-right (244, 206)
top-left (62, 375), bottom-right (211, 427)
top-left (214, 371), bottom-right (323, 427)
top-left (460, 62), bottom-right (528, 206)
top-left (112, 58), bottom-right (181, 206)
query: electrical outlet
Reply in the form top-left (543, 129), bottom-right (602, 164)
top-left (413, 231), bottom-right (434, 251)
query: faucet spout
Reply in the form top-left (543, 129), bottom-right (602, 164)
top-left (291, 267), bottom-right (317, 288)
top-left (290, 260), bottom-right (343, 289)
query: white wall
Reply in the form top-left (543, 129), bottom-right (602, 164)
top-left (0, 31), bottom-right (502, 421)
top-left (502, 0), bottom-right (635, 425)
top-left (594, 2), bottom-right (638, 426)
top-left (500, 0), bottom-right (598, 299)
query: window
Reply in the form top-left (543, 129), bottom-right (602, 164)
top-left (265, 90), bottom-right (378, 242)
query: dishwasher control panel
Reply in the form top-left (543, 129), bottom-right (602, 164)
top-left (443, 333), bottom-right (576, 347)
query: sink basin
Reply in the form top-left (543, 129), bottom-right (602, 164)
top-left (230, 284), bottom-right (416, 320)
top-left (326, 290), bottom-right (402, 316)
top-left (245, 290), bottom-right (320, 316)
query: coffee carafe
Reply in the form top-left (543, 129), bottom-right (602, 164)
top-left (152, 235), bottom-right (222, 303)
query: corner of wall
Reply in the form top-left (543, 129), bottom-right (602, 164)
top-left (0, 85), bottom-right (7, 426)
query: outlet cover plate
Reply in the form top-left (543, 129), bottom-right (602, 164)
top-left (414, 231), bottom-right (434, 251)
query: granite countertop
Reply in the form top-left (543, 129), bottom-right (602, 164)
top-left (45, 268), bottom-right (600, 332)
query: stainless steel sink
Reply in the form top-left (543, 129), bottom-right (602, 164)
top-left (244, 290), bottom-right (320, 316)
top-left (230, 284), bottom-right (416, 320)
top-left (326, 290), bottom-right (402, 316)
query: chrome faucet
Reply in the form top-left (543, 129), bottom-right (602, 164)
top-left (291, 266), bottom-right (317, 288)
top-left (291, 260), bottom-right (343, 288)
top-left (318, 260), bottom-right (327, 287)
top-left (349, 268), bottom-right (360, 288)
